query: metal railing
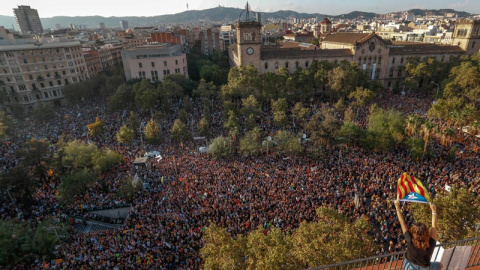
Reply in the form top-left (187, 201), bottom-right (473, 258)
top-left (308, 237), bottom-right (480, 270)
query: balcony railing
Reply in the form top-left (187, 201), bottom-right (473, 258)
top-left (308, 237), bottom-right (480, 270)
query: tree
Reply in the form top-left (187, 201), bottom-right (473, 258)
top-left (194, 79), bottom-right (218, 100)
top-left (337, 121), bottom-right (366, 147)
top-left (201, 223), bottom-right (246, 270)
top-left (328, 62), bottom-right (367, 99)
top-left (171, 118), bottom-right (191, 142)
top-left (126, 111), bottom-right (140, 132)
top-left (33, 218), bottom-right (71, 258)
top-left (0, 165), bottom-right (35, 209)
top-left (224, 110), bottom-right (240, 138)
top-left (241, 94), bottom-right (261, 116)
top-left (0, 111), bottom-right (14, 139)
top-left (348, 87), bottom-right (375, 108)
top-left (32, 102), bottom-right (55, 124)
top-left (246, 226), bottom-right (299, 270)
top-left (107, 84), bottom-right (135, 113)
top-left (292, 102), bottom-right (309, 128)
top-left (292, 207), bottom-right (376, 267)
top-left (0, 221), bottom-right (33, 267)
top-left (274, 130), bottom-right (303, 154)
top-left (410, 188), bottom-right (480, 242)
top-left (198, 117), bottom-right (212, 138)
top-left (86, 117), bottom-right (105, 138)
top-left (365, 107), bottom-right (405, 152)
top-left (116, 176), bottom-right (142, 203)
top-left (239, 127), bottom-right (262, 156)
top-left (116, 124), bottom-right (135, 144)
top-left (271, 98), bottom-right (288, 128)
top-left (15, 138), bottom-right (51, 168)
top-left (60, 140), bottom-right (98, 170)
top-left (92, 149), bottom-right (123, 173)
top-left (144, 118), bottom-right (160, 144)
top-left (58, 169), bottom-right (96, 202)
top-left (208, 136), bottom-right (233, 158)
top-left (305, 107), bottom-right (342, 147)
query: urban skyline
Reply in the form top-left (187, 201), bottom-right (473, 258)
top-left (1, 0), bottom-right (479, 18)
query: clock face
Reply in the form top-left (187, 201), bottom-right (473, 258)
top-left (246, 47), bottom-right (254, 55)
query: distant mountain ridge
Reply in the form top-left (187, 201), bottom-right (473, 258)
top-left (0, 7), bottom-right (475, 30)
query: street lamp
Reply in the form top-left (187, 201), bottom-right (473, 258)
top-left (431, 81), bottom-right (440, 104)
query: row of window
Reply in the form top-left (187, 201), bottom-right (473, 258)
top-left (137, 67), bottom-right (184, 81)
top-left (358, 56), bottom-right (382, 65)
top-left (138, 59), bottom-right (182, 68)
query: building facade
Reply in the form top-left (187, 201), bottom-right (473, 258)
top-left (0, 41), bottom-right (88, 109)
top-left (229, 5), bottom-right (477, 89)
top-left (121, 44), bottom-right (188, 82)
top-left (13, 5), bottom-right (44, 34)
top-left (199, 28), bottom-right (220, 55)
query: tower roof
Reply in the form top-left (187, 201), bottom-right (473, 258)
top-left (239, 2), bottom-right (257, 22)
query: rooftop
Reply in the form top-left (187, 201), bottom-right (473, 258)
top-left (322, 32), bottom-right (376, 45)
top-left (261, 47), bottom-right (352, 60)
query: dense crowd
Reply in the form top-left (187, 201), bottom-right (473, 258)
top-left (1, 92), bottom-right (479, 269)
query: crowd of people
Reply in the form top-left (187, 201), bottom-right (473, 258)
top-left (1, 91), bottom-right (479, 269)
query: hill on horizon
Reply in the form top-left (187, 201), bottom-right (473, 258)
top-left (0, 7), bottom-right (474, 30)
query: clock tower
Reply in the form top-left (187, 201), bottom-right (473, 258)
top-left (236, 2), bottom-right (262, 70)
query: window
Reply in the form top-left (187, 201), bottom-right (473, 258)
top-left (139, 62), bottom-right (143, 68)
top-left (151, 70), bottom-right (159, 81)
top-left (295, 61), bottom-right (299, 67)
top-left (32, 84), bottom-right (37, 90)
top-left (275, 62), bottom-right (278, 69)
top-left (175, 60), bottom-right (178, 65)
top-left (264, 62), bottom-right (268, 69)
top-left (62, 71), bottom-right (66, 75)
top-left (400, 57), bottom-right (404, 64)
top-left (285, 62), bottom-right (289, 68)
top-left (53, 90), bottom-right (57, 97)
top-left (19, 85), bottom-right (27, 91)
top-left (389, 68), bottom-right (394, 77)
top-left (138, 71), bottom-right (146, 79)
top-left (164, 61), bottom-right (167, 67)
top-left (49, 81), bottom-right (53, 86)
top-left (64, 78), bottom-right (69, 85)
top-left (44, 92), bottom-right (49, 98)
top-left (392, 57), bottom-right (396, 64)
top-left (397, 69), bottom-right (402, 77)
top-left (151, 62), bottom-right (155, 67)
top-left (72, 77), bottom-right (78, 82)
top-left (40, 83), bottom-right (45, 88)
top-left (388, 81), bottom-right (392, 87)
top-left (378, 56), bottom-right (382, 64)
top-left (23, 59), bottom-right (27, 64)
top-left (57, 80), bottom-right (61, 86)
top-left (305, 61), bottom-right (309, 67)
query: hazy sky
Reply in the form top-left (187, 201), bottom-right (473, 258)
top-left (3, 0), bottom-right (479, 17)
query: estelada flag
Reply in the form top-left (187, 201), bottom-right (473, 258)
top-left (397, 172), bottom-right (431, 203)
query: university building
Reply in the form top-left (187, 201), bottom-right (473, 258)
top-left (229, 4), bottom-right (480, 89)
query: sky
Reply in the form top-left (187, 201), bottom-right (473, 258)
top-left (2, 0), bottom-right (479, 17)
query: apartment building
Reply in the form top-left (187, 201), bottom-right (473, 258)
top-left (0, 41), bottom-right (88, 109)
top-left (13, 5), bottom-right (44, 34)
top-left (121, 44), bottom-right (188, 82)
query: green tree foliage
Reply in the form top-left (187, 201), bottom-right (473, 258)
top-left (292, 208), bottom-right (376, 267)
top-left (271, 98), bottom-right (288, 128)
top-left (133, 79), bottom-right (158, 114)
top-left (241, 94), bottom-right (261, 116)
top-left (59, 140), bottom-right (122, 173)
top-left (201, 223), bottom-right (247, 270)
top-left (0, 165), bottom-right (35, 209)
top-left (32, 102), bottom-right (55, 124)
top-left (15, 138), bottom-right (51, 168)
top-left (201, 208), bottom-right (376, 270)
top-left (198, 117), bottom-right (212, 138)
top-left (406, 137), bottom-right (427, 160)
top-left (224, 110), bottom-right (240, 137)
top-left (328, 62), bottom-right (367, 99)
top-left (32, 218), bottom-right (71, 257)
top-left (58, 169), bottom-right (96, 202)
top-left (246, 226), bottom-right (299, 270)
top-left (348, 87), bottom-right (375, 108)
top-left (160, 78), bottom-right (184, 100)
top-left (305, 108), bottom-right (342, 147)
top-left (116, 124), bottom-right (135, 144)
top-left (126, 111), bottom-right (140, 131)
top-left (222, 64), bottom-right (261, 100)
top-left (178, 109), bottom-right (189, 124)
top-left (165, 74), bottom-right (196, 96)
top-left (0, 111), bottom-right (14, 139)
top-left (208, 136), bottom-right (233, 158)
top-left (193, 79), bottom-right (218, 100)
top-left (116, 176), bottom-right (142, 203)
top-left (337, 121), bottom-right (366, 147)
top-left (0, 221), bottom-right (33, 267)
top-left (144, 118), bottom-right (160, 144)
top-left (428, 59), bottom-right (480, 125)
top-left (410, 188), bottom-right (480, 242)
top-left (171, 118), bottom-right (191, 142)
top-left (366, 107), bottom-right (405, 152)
top-left (86, 116), bottom-right (105, 138)
top-left (239, 127), bottom-right (262, 156)
top-left (274, 130), bottom-right (303, 154)
top-left (107, 84), bottom-right (135, 113)
top-left (292, 102), bottom-right (309, 128)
